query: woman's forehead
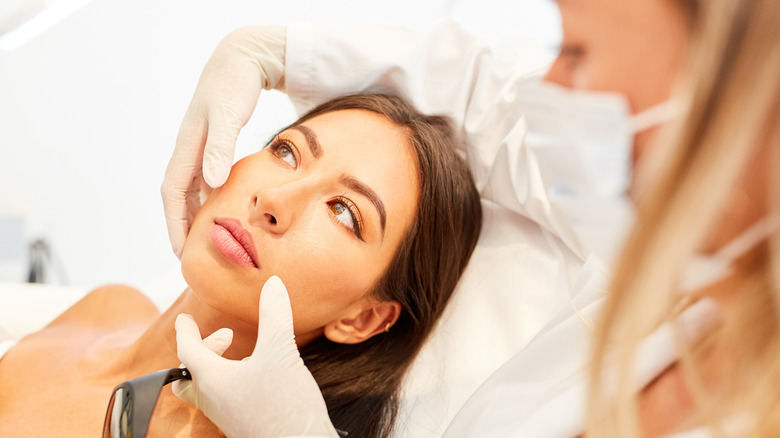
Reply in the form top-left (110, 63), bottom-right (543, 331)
top-left (297, 110), bottom-right (412, 162)
top-left (297, 109), bottom-right (420, 235)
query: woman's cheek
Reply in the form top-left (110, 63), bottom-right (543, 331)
top-left (284, 252), bottom-right (378, 330)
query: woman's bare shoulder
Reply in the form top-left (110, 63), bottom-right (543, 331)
top-left (46, 284), bottom-right (161, 330)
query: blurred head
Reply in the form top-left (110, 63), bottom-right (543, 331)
top-left (566, 0), bottom-right (780, 435)
top-left (546, 0), bottom-right (692, 165)
top-left (183, 93), bottom-right (482, 437)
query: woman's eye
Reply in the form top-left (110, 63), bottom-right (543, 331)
top-left (330, 201), bottom-right (354, 229)
top-left (270, 140), bottom-right (298, 168)
top-left (329, 199), bottom-right (363, 240)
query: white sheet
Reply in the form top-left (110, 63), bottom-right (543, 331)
top-left (0, 282), bottom-right (88, 339)
top-left (0, 268), bottom-right (186, 340)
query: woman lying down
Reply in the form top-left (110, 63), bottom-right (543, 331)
top-left (0, 94), bottom-right (482, 437)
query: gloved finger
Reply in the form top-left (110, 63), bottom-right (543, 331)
top-left (252, 276), bottom-right (301, 367)
top-left (202, 111), bottom-right (242, 188)
top-left (162, 174), bottom-right (193, 259)
top-left (173, 327), bottom-right (233, 406)
top-left (202, 327), bottom-right (234, 357)
top-left (185, 169), bottom-right (212, 228)
top-left (162, 107), bottom-right (209, 257)
top-left (172, 377), bottom-right (195, 406)
top-left (175, 313), bottom-right (225, 373)
top-left (163, 213), bottom-right (187, 259)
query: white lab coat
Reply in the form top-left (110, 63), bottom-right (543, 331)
top-left (285, 19), bottom-right (587, 257)
top-left (280, 19), bottom-right (714, 438)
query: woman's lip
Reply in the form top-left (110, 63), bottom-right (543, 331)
top-left (211, 218), bottom-right (260, 269)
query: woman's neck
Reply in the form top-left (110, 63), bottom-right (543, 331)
top-left (107, 288), bottom-right (259, 378)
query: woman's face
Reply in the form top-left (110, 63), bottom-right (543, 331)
top-left (545, 0), bottom-right (768, 252)
top-left (181, 109), bottom-right (419, 345)
top-left (545, 0), bottom-right (690, 165)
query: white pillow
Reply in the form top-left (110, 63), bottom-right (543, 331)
top-left (396, 199), bottom-right (585, 437)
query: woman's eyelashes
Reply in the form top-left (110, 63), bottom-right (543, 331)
top-left (267, 137), bottom-right (364, 241)
top-left (328, 198), bottom-right (364, 241)
top-left (269, 138), bottom-right (298, 168)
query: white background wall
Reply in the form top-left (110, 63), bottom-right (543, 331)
top-left (0, 0), bottom-right (559, 304)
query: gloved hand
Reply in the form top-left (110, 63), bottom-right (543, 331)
top-left (173, 276), bottom-right (339, 438)
top-left (162, 25), bottom-right (287, 258)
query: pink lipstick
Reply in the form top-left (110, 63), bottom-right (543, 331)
top-left (210, 218), bottom-right (259, 268)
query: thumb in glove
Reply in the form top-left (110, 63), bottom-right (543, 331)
top-left (172, 324), bottom-right (234, 407)
top-left (173, 276), bottom-right (339, 438)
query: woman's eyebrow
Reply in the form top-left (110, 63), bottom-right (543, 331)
top-left (340, 175), bottom-right (387, 238)
top-left (289, 125), bottom-right (322, 158)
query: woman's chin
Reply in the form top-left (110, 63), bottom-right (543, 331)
top-left (181, 250), bottom-right (261, 323)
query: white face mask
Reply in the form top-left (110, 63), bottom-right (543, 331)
top-left (519, 81), bottom-right (680, 198)
top-left (518, 81), bottom-right (680, 261)
top-left (680, 217), bottom-right (774, 293)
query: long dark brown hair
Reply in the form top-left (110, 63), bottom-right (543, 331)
top-left (269, 93), bottom-right (482, 437)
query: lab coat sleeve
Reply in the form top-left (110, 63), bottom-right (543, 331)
top-left (284, 19), bottom-right (552, 191)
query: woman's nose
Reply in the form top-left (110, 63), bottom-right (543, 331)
top-left (543, 56), bottom-right (574, 88)
top-left (249, 182), bottom-right (307, 235)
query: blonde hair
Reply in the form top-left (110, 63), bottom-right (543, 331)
top-left (587, 0), bottom-right (780, 436)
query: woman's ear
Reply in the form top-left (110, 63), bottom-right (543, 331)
top-left (323, 301), bottom-right (401, 344)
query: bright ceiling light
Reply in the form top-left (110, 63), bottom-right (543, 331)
top-left (0, 0), bottom-right (92, 51)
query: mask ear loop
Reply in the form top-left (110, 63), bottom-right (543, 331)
top-left (630, 99), bottom-right (685, 133)
top-left (678, 217), bottom-right (775, 294)
top-left (716, 216), bottom-right (775, 261)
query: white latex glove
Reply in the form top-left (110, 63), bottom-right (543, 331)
top-left (162, 25), bottom-right (287, 258)
top-left (173, 276), bottom-right (339, 438)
